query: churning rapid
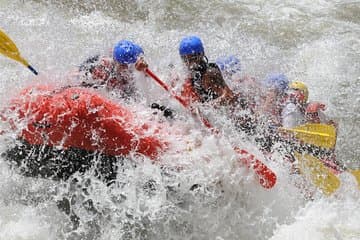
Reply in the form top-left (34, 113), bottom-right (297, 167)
top-left (0, 1), bottom-right (359, 239)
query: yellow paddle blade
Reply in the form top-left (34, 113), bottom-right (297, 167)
top-left (0, 28), bottom-right (29, 66)
top-left (295, 151), bottom-right (340, 196)
top-left (281, 123), bottom-right (337, 148)
top-left (0, 28), bottom-right (38, 75)
top-left (349, 170), bottom-right (360, 189)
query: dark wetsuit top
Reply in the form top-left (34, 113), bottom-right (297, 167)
top-left (189, 62), bottom-right (225, 103)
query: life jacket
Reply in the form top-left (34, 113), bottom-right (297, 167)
top-left (180, 79), bottom-right (201, 107)
top-left (180, 62), bottom-right (222, 106)
top-left (79, 55), bottom-right (115, 85)
top-left (79, 55), bottom-right (136, 99)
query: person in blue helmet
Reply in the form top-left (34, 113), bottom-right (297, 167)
top-left (178, 36), bottom-right (235, 107)
top-left (78, 39), bottom-right (148, 99)
top-left (215, 55), bottom-right (261, 108)
top-left (252, 73), bottom-right (291, 152)
top-left (215, 55), bottom-right (268, 134)
top-left (260, 72), bottom-right (290, 127)
top-left (78, 39), bottom-right (175, 117)
top-left (216, 55), bottom-right (242, 80)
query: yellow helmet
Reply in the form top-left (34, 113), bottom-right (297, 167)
top-left (289, 81), bottom-right (309, 103)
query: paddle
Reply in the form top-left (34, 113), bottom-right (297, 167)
top-left (280, 123), bottom-right (336, 149)
top-left (0, 28), bottom-right (38, 75)
top-left (287, 123), bottom-right (360, 194)
top-left (284, 123), bottom-right (340, 194)
top-left (294, 151), bottom-right (341, 195)
top-left (295, 152), bottom-right (360, 194)
top-left (145, 68), bottom-right (277, 189)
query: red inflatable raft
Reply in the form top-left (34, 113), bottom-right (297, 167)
top-left (5, 85), bottom-right (166, 160)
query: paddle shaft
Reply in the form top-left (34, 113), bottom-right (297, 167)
top-left (27, 64), bottom-right (38, 75)
top-left (145, 68), bottom-right (276, 188)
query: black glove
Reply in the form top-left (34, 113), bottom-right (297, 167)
top-left (151, 103), bottom-right (161, 109)
top-left (163, 108), bottom-right (174, 118)
top-left (151, 103), bottom-right (175, 119)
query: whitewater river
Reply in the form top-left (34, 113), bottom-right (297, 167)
top-left (0, 1), bottom-right (359, 239)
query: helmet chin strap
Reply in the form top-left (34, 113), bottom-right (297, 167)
top-left (203, 55), bottom-right (208, 64)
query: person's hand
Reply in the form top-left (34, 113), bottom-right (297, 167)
top-left (135, 57), bottom-right (148, 72)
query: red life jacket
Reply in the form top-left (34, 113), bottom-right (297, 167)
top-left (180, 78), bottom-right (201, 107)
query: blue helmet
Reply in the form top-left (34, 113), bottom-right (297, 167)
top-left (179, 36), bottom-right (204, 56)
top-left (216, 55), bottom-right (241, 74)
top-left (263, 73), bottom-right (289, 92)
top-left (113, 40), bottom-right (144, 64)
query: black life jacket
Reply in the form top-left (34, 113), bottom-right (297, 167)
top-left (190, 61), bottom-right (221, 102)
